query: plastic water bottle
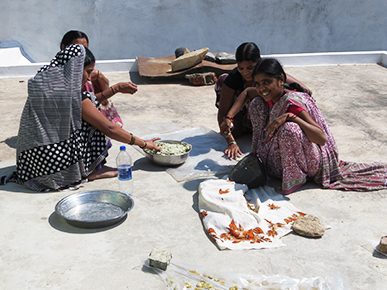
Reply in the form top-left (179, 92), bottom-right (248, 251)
top-left (116, 145), bottom-right (133, 195)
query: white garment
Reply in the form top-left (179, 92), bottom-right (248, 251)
top-left (198, 178), bottom-right (305, 250)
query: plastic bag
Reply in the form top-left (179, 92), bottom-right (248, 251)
top-left (142, 260), bottom-right (349, 290)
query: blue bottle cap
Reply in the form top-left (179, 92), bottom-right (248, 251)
top-left (120, 145), bottom-right (126, 151)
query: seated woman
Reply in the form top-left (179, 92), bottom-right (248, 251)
top-left (13, 44), bottom-right (161, 191)
top-left (216, 42), bottom-right (312, 159)
top-left (226, 58), bottom-right (387, 194)
top-left (60, 30), bottom-right (137, 127)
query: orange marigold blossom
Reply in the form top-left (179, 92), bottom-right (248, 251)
top-left (207, 228), bottom-right (218, 241)
top-left (228, 219), bottom-right (237, 230)
top-left (284, 212), bottom-right (305, 224)
top-left (219, 219), bottom-right (275, 244)
top-left (219, 188), bottom-right (230, 194)
top-left (268, 203), bottom-right (281, 210)
top-left (246, 229), bottom-right (254, 240)
top-left (253, 227), bottom-right (264, 234)
top-left (267, 229), bottom-right (278, 237)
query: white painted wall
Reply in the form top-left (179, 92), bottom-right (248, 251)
top-left (1, 0), bottom-right (386, 63)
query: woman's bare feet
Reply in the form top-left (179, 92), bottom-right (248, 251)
top-left (88, 166), bottom-right (118, 181)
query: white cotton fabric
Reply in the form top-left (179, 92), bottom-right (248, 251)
top-left (198, 178), bottom-right (305, 250)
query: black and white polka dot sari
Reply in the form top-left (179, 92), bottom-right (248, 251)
top-left (14, 44), bottom-right (108, 191)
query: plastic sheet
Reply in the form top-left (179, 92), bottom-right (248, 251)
top-left (365, 240), bottom-right (387, 257)
top-left (143, 260), bottom-right (349, 290)
top-left (138, 127), bottom-right (251, 182)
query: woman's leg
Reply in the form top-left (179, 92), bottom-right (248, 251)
top-left (248, 97), bottom-right (270, 157)
top-left (88, 166), bottom-right (118, 180)
top-left (86, 138), bottom-right (118, 180)
top-left (276, 122), bottom-right (322, 194)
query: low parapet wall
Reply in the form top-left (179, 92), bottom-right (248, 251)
top-left (1, 1), bottom-right (386, 63)
top-left (1, 51), bottom-right (386, 79)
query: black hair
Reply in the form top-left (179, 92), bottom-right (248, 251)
top-left (60, 30), bottom-right (89, 48)
top-left (84, 47), bottom-right (95, 67)
top-left (235, 42), bottom-right (261, 63)
top-left (253, 58), bottom-right (306, 93)
top-left (253, 58), bottom-right (286, 82)
top-left (284, 82), bottom-right (306, 93)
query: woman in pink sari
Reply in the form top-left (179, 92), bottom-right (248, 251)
top-left (224, 58), bottom-right (387, 194)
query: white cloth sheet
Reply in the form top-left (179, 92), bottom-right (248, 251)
top-left (139, 127), bottom-right (249, 182)
top-left (198, 178), bottom-right (306, 250)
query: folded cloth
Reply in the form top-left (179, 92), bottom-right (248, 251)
top-left (198, 178), bottom-right (306, 250)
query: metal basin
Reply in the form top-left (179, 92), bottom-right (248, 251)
top-left (55, 190), bottom-right (134, 228)
top-left (143, 140), bottom-right (192, 166)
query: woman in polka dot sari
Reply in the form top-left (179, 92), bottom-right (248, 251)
top-left (12, 44), bottom-right (161, 191)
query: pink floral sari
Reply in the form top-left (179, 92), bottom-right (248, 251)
top-left (84, 82), bottom-right (123, 127)
top-left (249, 91), bottom-right (387, 194)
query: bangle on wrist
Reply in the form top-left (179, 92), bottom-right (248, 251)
top-left (129, 133), bottom-right (135, 145)
top-left (286, 112), bottom-right (296, 121)
top-left (225, 116), bottom-right (233, 122)
top-left (101, 90), bottom-right (106, 102)
top-left (140, 140), bottom-right (147, 149)
top-left (228, 141), bottom-right (237, 146)
top-left (110, 86), bottom-right (115, 95)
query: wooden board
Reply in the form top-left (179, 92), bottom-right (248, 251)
top-left (137, 54), bottom-right (236, 78)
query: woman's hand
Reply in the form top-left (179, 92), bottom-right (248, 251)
top-left (264, 113), bottom-right (288, 142)
top-left (143, 138), bottom-right (162, 151)
top-left (113, 82), bottom-right (138, 95)
top-left (220, 118), bottom-right (233, 137)
top-left (264, 111), bottom-right (327, 145)
top-left (225, 143), bottom-right (242, 160)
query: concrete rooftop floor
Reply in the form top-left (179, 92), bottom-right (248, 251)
top-left (1, 64), bottom-right (387, 289)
